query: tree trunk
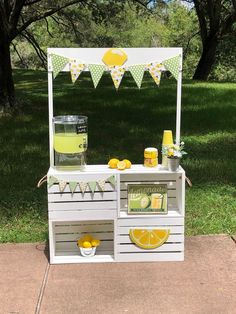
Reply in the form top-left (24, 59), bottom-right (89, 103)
top-left (193, 35), bottom-right (218, 80)
top-left (0, 39), bottom-right (16, 110)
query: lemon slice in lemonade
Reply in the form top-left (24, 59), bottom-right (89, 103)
top-left (129, 229), bottom-right (170, 249)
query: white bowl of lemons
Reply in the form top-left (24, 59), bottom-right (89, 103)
top-left (77, 234), bottom-right (101, 257)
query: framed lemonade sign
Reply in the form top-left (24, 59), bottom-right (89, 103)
top-left (128, 184), bottom-right (168, 215)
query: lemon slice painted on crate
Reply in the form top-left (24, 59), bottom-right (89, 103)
top-left (129, 229), bottom-right (170, 249)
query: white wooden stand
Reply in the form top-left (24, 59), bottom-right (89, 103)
top-left (47, 47), bottom-right (185, 263)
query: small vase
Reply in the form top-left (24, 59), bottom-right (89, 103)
top-left (168, 158), bottom-right (180, 172)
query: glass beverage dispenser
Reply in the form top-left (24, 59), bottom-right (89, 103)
top-left (53, 115), bottom-right (88, 169)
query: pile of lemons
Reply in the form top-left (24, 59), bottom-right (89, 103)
top-left (77, 234), bottom-right (101, 249)
top-left (108, 158), bottom-right (132, 170)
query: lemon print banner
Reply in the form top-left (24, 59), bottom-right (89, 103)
top-left (163, 55), bottom-right (180, 80)
top-left (69, 59), bottom-right (85, 83)
top-left (109, 65), bottom-right (125, 89)
top-left (47, 175), bottom-right (116, 194)
top-left (51, 54), bottom-right (69, 78)
top-left (88, 64), bottom-right (106, 88)
top-left (129, 64), bottom-right (146, 89)
top-left (147, 62), bottom-right (162, 86)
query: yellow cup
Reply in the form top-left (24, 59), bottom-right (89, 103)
top-left (162, 130), bottom-right (173, 145)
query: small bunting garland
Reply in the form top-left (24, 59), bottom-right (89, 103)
top-left (129, 64), bottom-right (146, 89)
top-left (79, 182), bottom-right (87, 194)
top-left (89, 64), bottom-right (106, 88)
top-left (97, 179), bottom-right (106, 192)
top-left (69, 59), bottom-right (85, 83)
top-left (50, 53), bottom-right (181, 87)
top-left (51, 54), bottom-right (69, 78)
top-left (88, 181), bottom-right (97, 194)
top-left (47, 175), bottom-right (117, 195)
top-left (147, 62), bottom-right (162, 86)
top-left (69, 182), bottom-right (77, 194)
top-left (109, 65), bottom-right (125, 89)
top-left (59, 180), bottom-right (67, 193)
top-left (163, 55), bottom-right (180, 80)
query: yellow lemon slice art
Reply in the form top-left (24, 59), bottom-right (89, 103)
top-left (129, 229), bottom-right (170, 249)
top-left (102, 48), bottom-right (128, 66)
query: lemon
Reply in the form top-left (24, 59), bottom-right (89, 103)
top-left (77, 239), bottom-right (84, 247)
top-left (123, 159), bottom-right (132, 169)
top-left (82, 241), bottom-right (92, 248)
top-left (108, 158), bottom-right (119, 169)
top-left (102, 48), bottom-right (128, 66)
top-left (117, 160), bottom-right (126, 170)
top-left (91, 239), bottom-right (101, 247)
top-left (129, 229), bottom-right (170, 249)
top-left (81, 234), bottom-right (93, 242)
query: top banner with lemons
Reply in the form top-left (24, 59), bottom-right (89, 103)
top-left (49, 48), bottom-right (181, 89)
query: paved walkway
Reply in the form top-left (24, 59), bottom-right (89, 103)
top-left (0, 235), bottom-right (235, 314)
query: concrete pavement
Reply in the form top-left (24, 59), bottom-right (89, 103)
top-left (1, 235), bottom-right (235, 314)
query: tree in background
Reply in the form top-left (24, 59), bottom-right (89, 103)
top-left (0, 0), bottom-right (91, 111)
top-left (190, 0), bottom-right (236, 80)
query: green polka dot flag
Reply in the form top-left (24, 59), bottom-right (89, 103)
top-left (163, 55), bottom-right (180, 80)
top-left (129, 64), bottom-right (146, 88)
top-left (88, 64), bottom-right (106, 88)
top-left (51, 54), bottom-right (69, 78)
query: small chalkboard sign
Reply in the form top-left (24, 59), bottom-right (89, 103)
top-left (128, 184), bottom-right (168, 215)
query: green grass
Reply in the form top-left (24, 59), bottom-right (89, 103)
top-left (0, 69), bottom-right (236, 242)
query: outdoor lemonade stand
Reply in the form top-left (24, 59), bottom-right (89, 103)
top-left (46, 48), bottom-right (185, 264)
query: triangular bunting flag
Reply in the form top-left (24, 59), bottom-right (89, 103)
top-left (88, 181), bottom-right (97, 194)
top-left (69, 181), bottom-right (77, 194)
top-left (109, 65), bottom-right (126, 89)
top-left (88, 64), bottom-right (106, 88)
top-left (48, 176), bottom-right (58, 188)
top-left (129, 64), bottom-right (145, 88)
top-left (51, 54), bottom-right (69, 78)
top-left (163, 55), bottom-right (180, 80)
top-left (107, 175), bottom-right (116, 186)
top-left (97, 179), bottom-right (106, 192)
top-left (69, 59), bottom-right (85, 83)
top-left (79, 182), bottom-right (87, 194)
top-left (58, 180), bottom-right (67, 193)
top-left (147, 62), bottom-right (162, 86)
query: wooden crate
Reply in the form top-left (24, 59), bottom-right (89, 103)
top-left (47, 165), bottom-right (185, 264)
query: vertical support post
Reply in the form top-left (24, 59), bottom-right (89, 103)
top-left (176, 53), bottom-right (182, 145)
top-left (48, 58), bottom-right (54, 167)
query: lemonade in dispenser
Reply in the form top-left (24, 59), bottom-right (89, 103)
top-left (53, 115), bottom-right (88, 169)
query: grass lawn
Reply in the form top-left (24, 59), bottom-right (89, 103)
top-left (0, 69), bottom-right (236, 242)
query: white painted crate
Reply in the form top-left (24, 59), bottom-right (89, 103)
top-left (47, 165), bottom-right (185, 264)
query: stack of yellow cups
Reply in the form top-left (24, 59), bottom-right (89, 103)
top-left (162, 130), bottom-right (173, 168)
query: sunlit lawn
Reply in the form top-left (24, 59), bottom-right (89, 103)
top-left (0, 69), bottom-right (236, 242)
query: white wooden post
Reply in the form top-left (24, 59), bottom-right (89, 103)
top-left (47, 53), bottom-right (54, 167)
top-left (175, 53), bottom-right (183, 145)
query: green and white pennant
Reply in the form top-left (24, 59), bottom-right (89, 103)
top-left (88, 64), bottom-right (106, 88)
top-left (48, 176), bottom-right (58, 188)
top-left (51, 54), bottom-right (69, 79)
top-left (129, 64), bottom-right (146, 89)
top-left (88, 181), bottom-right (97, 194)
top-left (107, 175), bottom-right (116, 186)
top-left (69, 181), bottom-right (77, 194)
top-left (163, 55), bottom-right (181, 80)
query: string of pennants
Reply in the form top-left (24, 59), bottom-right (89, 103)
top-left (50, 54), bottom-right (181, 89)
top-left (48, 175), bottom-right (116, 194)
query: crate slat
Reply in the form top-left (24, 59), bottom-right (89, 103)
top-left (117, 217), bottom-right (184, 227)
top-left (48, 191), bottom-right (117, 202)
top-left (49, 210), bottom-right (116, 221)
top-left (48, 201), bottom-right (117, 211)
top-left (117, 252), bottom-right (184, 262)
top-left (118, 243), bottom-right (183, 253)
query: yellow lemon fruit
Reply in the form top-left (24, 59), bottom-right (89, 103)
top-left (81, 234), bottom-right (93, 242)
top-left (108, 158), bottom-right (119, 169)
top-left (123, 159), bottom-right (132, 169)
top-left (91, 239), bottom-right (101, 247)
top-left (117, 160), bottom-right (126, 170)
top-left (77, 239), bottom-right (84, 247)
top-left (102, 48), bottom-right (128, 66)
top-left (129, 229), bottom-right (170, 249)
top-left (82, 241), bottom-right (92, 248)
